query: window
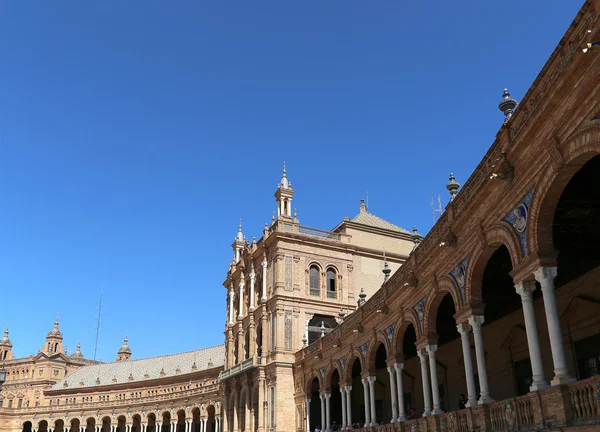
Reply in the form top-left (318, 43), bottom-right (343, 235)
top-left (8, 399), bottom-right (13, 408)
top-left (18, 399), bottom-right (22, 408)
top-left (309, 266), bottom-right (320, 296)
top-left (326, 268), bottom-right (337, 299)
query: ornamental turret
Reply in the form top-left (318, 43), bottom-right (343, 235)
top-left (274, 162), bottom-right (295, 220)
top-left (43, 315), bottom-right (64, 354)
top-left (0, 327), bottom-right (13, 361)
top-left (232, 219), bottom-right (245, 263)
top-left (116, 334), bottom-right (132, 362)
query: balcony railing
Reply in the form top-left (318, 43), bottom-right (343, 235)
top-left (220, 356), bottom-right (262, 380)
top-left (298, 226), bottom-right (341, 241)
top-left (326, 290), bottom-right (337, 299)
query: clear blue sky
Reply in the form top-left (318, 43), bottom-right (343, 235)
top-left (0, 1), bottom-right (581, 362)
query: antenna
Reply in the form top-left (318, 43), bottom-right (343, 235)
top-left (94, 286), bottom-right (103, 361)
top-left (366, 191), bottom-right (369, 211)
top-left (430, 194), bottom-right (443, 223)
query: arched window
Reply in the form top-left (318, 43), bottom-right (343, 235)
top-left (309, 266), bottom-right (320, 296)
top-left (326, 268), bottom-right (337, 299)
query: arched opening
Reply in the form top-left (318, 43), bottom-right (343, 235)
top-left (23, 421), bottom-right (32, 432)
top-left (309, 265), bottom-right (320, 296)
top-left (244, 331), bottom-right (250, 360)
top-left (326, 268), bottom-right (337, 299)
top-left (553, 154), bottom-right (600, 287)
top-left (206, 405), bottom-right (216, 432)
top-left (132, 416), bottom-right (141, 432)
top-left (433, 293), bottom-right (459, 412)
top-left (373, 343), bottom-right (392, 424)
top-left (307, 315), bottom-right (337, 345)
top-left (233, 336), bottom-right (239, 365)
top-left (117, 416), bottom-right (126, 432)
top-left (191, 408), bottom-right (200, 432)
top-left (402, 324), bottom-right (417, 360)
top-left (101, 417), bottom-right (111, 432)
top-left (349, 358), bottom-right (364, 427)
top-left (308, 377), bottom-right (321, 432)
top-left (69, 419), bottom-right (80, 432)
top-left (256, 323), bottom-right (263, 358)
top-left (329, 369), bottom-right (343, 429)
top-left (177, 411), bottom-right (186, 432)
top-left (85, 418), bottom-right (96, 432)
top-left (482, 246), bottom-right (521, 325)
top-left (399, 323), bottom-right (417, 415)
top-left (38, 421), bottom-right (48, 432)
top-left (54, 419), bottom-right (65, 432)
top-left (146, 415), bottom-right (157, 432)
top-left (162, 412), bottom-right (172, 432)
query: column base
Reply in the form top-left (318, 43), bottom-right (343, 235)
top-left (422, 410), bottom-right (432, 417)
top-left (478, 394), bottom-right (494, 405)
top-left (551, 374), bottom-right (575, 386)
top-left (466, 399), bottom-right (478, 408)
top-left (396, 415), bottom-right (406, 422)
top-left (432, 407), bottom-right (444, 415)
top-left (529, 378), bottom-right (550, 392)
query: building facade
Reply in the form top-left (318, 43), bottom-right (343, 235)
top-left (0, 324), bottom-right (225, 432)
top-left (293, 1), bottom-right (600, 431)
top-left (219, 167), bottom-right (416, 432)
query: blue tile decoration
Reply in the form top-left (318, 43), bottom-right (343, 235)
top-left (338, 355), bottom-right (347, 375)
top-left (503, 190), bottom-right (533, 256)
top-left (384, 323), bottom-right (395, 347)
top-left (413, 297), bottom-right (426, 330)
top-left (359, 342), bottom-right (369, 361)
top-left (449, 256), bottom-right (469, 305)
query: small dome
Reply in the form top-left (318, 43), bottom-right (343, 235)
top-left (118, 335), bottom-right (132, 354)
top-left (46, 317), bottom-right (63, 339)
top-left (0, 327), bottom-right (12, 347)
top-left (70, 342), bottom-right (84, 360)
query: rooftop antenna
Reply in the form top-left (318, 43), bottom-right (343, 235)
top-left (430, 194), bottom-right (442, 223)
top-left (366, 191), bottom-right (369, 211)
top-left (93, 286), bottom-right (103, 361)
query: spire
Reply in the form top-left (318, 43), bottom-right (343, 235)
top-left (279, 161), bottom-right (290, 189)
top-left (71, 341), bottom-right (84, 360)
top-left (236, 219), bottom-right (244, 242)
top-left (498, 88), bottom-right (518, 122)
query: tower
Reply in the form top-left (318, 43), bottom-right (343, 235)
top-left (274, 162), bottom-right (294, 220)
top-left (232, 220), bottom-right (245, 263)
top-left (0, 327), bottom-right (13, 361)
top-left (70, 341), bottom-right (85, 360)
top-left (116, 334), bottom-right (132, 361)
top-left (43, 316), bottom-right (64, 354)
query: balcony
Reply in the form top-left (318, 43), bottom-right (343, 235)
top-left (219, 356), bottom-right (262, 380)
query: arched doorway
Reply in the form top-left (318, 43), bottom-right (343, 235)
top-left (191, 408), bottom-right (200, 432)
top-left (84, 418), bottom-right (96, 432)
top-left (401, 323), bottom-right (417, 416)
top-left (117, 416), bottom-right (126, 432)
top-left (23, 421), bottom-right (32, 432)
top-left (348, 358), bottom-right (364, 427)
top-left (329, 369), bottom-right (343, 429)
top-left (162, 412), bottom-right (171, 432)
top-left (101, 417), bottom-right (111, 432)
top-left (308, 377), bottom-right (321, 432)
top-left (176, 410), bottom-right (186, 432)
top-left (132, 415), bottom-right (142, 432)
top-left (206, 405), bottom-right (216, 432)
top-left (69, 419), bottom-right (81, 432)
top-left (38, 421), bottom-right (48, 432)
top-left (373, 343), bottom-right (391, 424)
top-left (434, 293), bottom-right (460, 411)
top-left (54, 420), bottom-right (65, 432)
top-left (146, 414), bottom-right (157, 432)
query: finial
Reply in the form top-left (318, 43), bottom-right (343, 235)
top-left (302, 334), bottom-right (308, 348)
top-left (338, 309), bottom-right (346, 323)
top-left (283, 161), bottom-right (287, 176)
top-left (359, 197), bottom-right (367, 213)
top-left (271, 211), bottom-right (275, 223)
top-left (411, 225), bottom-right (423, 248)
top-left (446, 173), bottom-right (460, 201)
top-left (382, 250), bottom-right (391, 282)
top-left (279, 162), bottom-right (290, 189)
top-left (358, 288), bottom-right (367, 306)
top-left (294, 208), bottom-right (297, 219)
top-left (498, 88), bottom-right (518, 122)
top-left (55, 312), bottom-right (60, 326)
top-left (236, 219), bottom-right (244, 241)
top-left (320, 321), bottom-right (326, 338)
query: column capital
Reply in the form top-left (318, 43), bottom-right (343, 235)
top-left (425, 344), bottom-right (437, 355)
top-left (514, 280), bottom-right (536, 300)
top-left (366, 375), bottom-right (376, 384)
top-left (534, 267), bottom-right (557, 290)
top-left (456, 323), bottom-right (471, 336)
top-left (262, 260), bottom-right (268, 268)
top-left (393, 362), bottom-right (404, 372)
top-left (239, 280), bottom-right (245, 289)
top-left (344, 385), bottom-right (352, 392)
top-left (468, 315), bottom-right (484, 330)
top-left (417, 349), bottom-right (428, 361)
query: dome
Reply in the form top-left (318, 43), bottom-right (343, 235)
top-left (70, 342), bottom-right (84, 360)
top-left (0, 327), bottom-right (12, 347)
top-left (46, 318), bottom-right (63, 339)
top-left (118, 335), bottom-right (132, 354)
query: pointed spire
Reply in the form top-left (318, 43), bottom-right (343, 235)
top-left (236, 219), bottom-right (244, 241)
top-left (279, 161), bottom-right (290, 189)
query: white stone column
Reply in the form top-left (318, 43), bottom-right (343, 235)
top-left (417, 350), bottom-right (432, 417)
top-left (367, 376), bottom-right (376, 426)
top-left (261, 261), bottom-right (268, 302)
top-left (339, 387), bottom-right (347, 430)
top-left (157, 423), bottom-right (161, 432)
top-left (345, 387), bottom-right (352, 430)
top-left (319, 393), bottom-right (326, 431)
top-left (249, 272), bottom-right (256, 311)
top-left (457, 323), bottom-right (478, 407)
top-left (534, 267), bottom-right (575, 385)
top-left (515, 281), bottom-right (550, 391)
top-left (394, 363), bottom-right (406, 421)
top-left (202, 419), bottom-right (207, 432)
top-left (361, 378), bottom-right (371, 427)
top-left (468, 315), bottom-right (494, 404)
top-left (229, 286), bottom-right (235, 325)
top-left (324, 393), bottom-right (331, 432)
top-left (427, 345), bottom-right (443, 415)
top-left (387, 366), bottom-right (398, 422)
top-left (305, 398), bottom-right (311, 432)
top-left (238, 280), bottom-right (245, 320)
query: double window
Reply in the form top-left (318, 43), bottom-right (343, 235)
top-left (309, 265), bottom-right (338, 298)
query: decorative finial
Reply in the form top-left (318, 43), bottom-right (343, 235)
top-left (359, 197), bottom-right (367, 213)
top-left (302, 334), bottom-right (308, 348)
top-left (382, 251), bottom-right (391, 282)
top-left (358, 288), bottom-right (367, 306)
top-left (283, 161), bottom-right (287, 176)
top-left (338, 309), bottom-right (346, 323)
top-left (446, 173), bottom-right (460, 201)
top-left (236, 219), bottom-right (244, 241)
top-left (55, 313), bottom-right (60, 326)
top-left (411, 226), bottom-right (423, 249)
top-left (320, 321), bottom-right (326, 338)
top-left (294, 208), bottom-right (297, 219)
top-left (498, 88), bottom-right (518, 122)
top-left (279, 162), bottom-right (290, 189)
top-left (272, 211), bottom-right (275, 223)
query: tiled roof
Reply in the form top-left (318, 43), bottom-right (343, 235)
top-left (52, 345), bottom-right (224, 390)
top-left (351, 212), bottom-right (410, 234)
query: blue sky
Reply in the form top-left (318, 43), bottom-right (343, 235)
top-left (0, 1), bottom-right (581, 361)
